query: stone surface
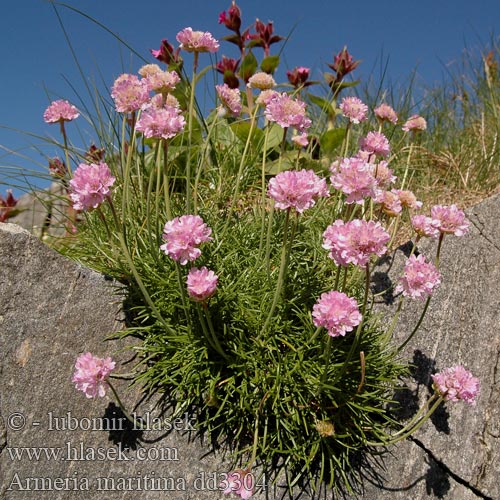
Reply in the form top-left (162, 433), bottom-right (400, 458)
top-left (1, 192), bottom-right (499, 499)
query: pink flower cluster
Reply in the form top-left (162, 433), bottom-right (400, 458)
top-left (221, 469), bottom-right (254, 499)
top-left (375, 190), bottom-right (402, 217)
top-left (402, 114), bottom-right (427, 132)
top-left (135, 105), bottom-right (186, 140)
top-left (216, 84), bottom-right (242, 116)
top-left (395, 254), bottom-right (441, 300)
top-left (339, 96), bottom-right (368, 124)
top-left (323, 219), bottom-right (390, 267)
top-left (312, 291), bottom-right (362, 337)
top-left (111, 74), bottom-right (150, 113)
top-left (160, 215), bottom-right (212, 265)
top-left (176, 27), bottom-right (219, 53)
top-left (330, 157), bottom-right (377, 204)
top-left (411, 215), bottom-right (440, 239)
top-left (43, 100), bottom-right (80, 123)
top-left (72, 352), bottom-right (115, 398)
top-left (431, 366), bottom-right (480, 405)
top-left (374, 103), bottom-right (398, 124)
top-left (187, 267), bottom-right (218, 302)
top-left (267, 169), bottom-right (329, 213)
top-left (264, 93), bottom-right (311, 132)
top-left (69, 162), bottom-right (116, 211)
top-left (431, 204), bottom-right (470, 236)
top-left (359, 131), bottom-right (390, 158)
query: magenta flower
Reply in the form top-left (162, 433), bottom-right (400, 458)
top-left (221, 469), bottom-right (254, 499)
top-left (176, 28), bottom-right (219, 53)
top-left (402, 114), bottom-right (427, 132)
top-left (151, 39), bottom-right (182, 66)
top-left (322, 219), bottom-right (390, 268)
top-left (69, 162), bottom-right (116, 211)
top-left (374, 103), bottom-right (398, 124)
top-left (267, 169), bottom-right (329, 213)
top-left (160, 215), bottom-right (213, 265)
top-left (312, 291), bottom-right (362, 338)
top-left (339, 96), bottom-right (368, 124)
top-left (43, 100), bottom-right (80, 123)
top-left (287, 66), bottom-right (311, 88)
top-left (411, 215), bottom-right (440, 239)
top-left (216, 84), bottom-right (242, 116)
top-left (395, 254), bottom-right (441, 300)
top-left (111, 74), bottom-right (150, 113)
top-left (0, 189), bottom-right (19, 222)
top-left (136, 104), bottom-right (186, 140)
top-left (359, 131), bottom-right (390, 158)
top-left (264, 92), bottom-right (312, 132)
top-left (187, 267), bottom-right (218, 302)
top-left (432, 366), bottom-right (480, 405)
top-left (330, 157), bottom-right (378, 204)
top-left (72, 352), bottom-right (116, 398)
top-left (430, 204), bottom-right (470, 237)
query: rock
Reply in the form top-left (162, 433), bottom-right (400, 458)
top-left (361, 194), bottom-right (500, 499)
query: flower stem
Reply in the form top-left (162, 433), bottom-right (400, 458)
top-left (186, 53), bottom-right (199, 213)
top-left (396, 295), bottom-right (431, 354)
top-left (107, 380), bottom-right (144, 430)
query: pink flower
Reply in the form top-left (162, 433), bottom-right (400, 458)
top-left (359, 131), bottom-right (390, 158)
top-left (395, 254), bottom-right (441, 300)
top-left (43, 100), bottom-right (80, 123)
top-left (187, 267), bottom-right (218, 302)
top-left (160, 215), bottom-right (212, 265)
top-left (411, 215), bottom-right (440, 239)
top-left (69, 162), bottom-right (116, 211)
top-left (221, 469), bottom-right (254, 499)
top-left (72, 352), bottom-right (115, 398)
top-left (264, 93), bottom-right (312, 132)
top-left (146, 69), bottom-right (181, 93)
top-left (402, 114), bottom-right (427, 132)
top-left (369, 161), bottom-right (397, 189)
top-left (431, 366), bottom-right (480, 405)
top-left (136, 105), bottom-right (186, 140)
top-left (374, 103), bottom-right (398, 124)
top-left (339, 96), bottom-right (368, 124)
top-left (322, 219), bottom-right (390, 268)
top-left (292, 133), bottom-right (309, 148)
top-left (375, 190), bottom-right (402, 217)
top-left (393, 189), bottom-right (422, 210)
top-left (176, 27), bottom-right (219, 53)
top-left (430, 204), bottom-right (470, 237)
top-left (330, 157), bottom-right (378, 204)
top-left (111, 74), bottom-right (150, 113)
top-left (267, 169), bottom-right (329, 213)
top-left (312, 291), bottom-right (362, 337)
top-left (255, 89), bottom-right (279, 106)
top-left (216, 84), bottom-right (242, 116)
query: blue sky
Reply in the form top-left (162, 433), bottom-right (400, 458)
top-left (1, 0), bottom-right (499, 194)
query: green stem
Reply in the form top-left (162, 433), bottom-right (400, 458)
top-left (204, 306), bottom-right (230, 360)
top-left (258, 125), bottom-right (271, 256)
top-left (400, 141), bottom-right (414, 190)
top-left (186, 52), bottom-right (199, 213)
top-left (162, 140), bottom-right (172, 220)
top-left (396, 295), bottom-right (431, 354)
top-left (317, 336), bottom-right (333, 395)
top-left (107, 380), bottom-right (144, 430)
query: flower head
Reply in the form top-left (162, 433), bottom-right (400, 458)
top-left (160, 215), bottom-right (212, 265)
top-left (312, 291), bottom-right (362, 337)
top-left (146, 69), bottom-right (181, 94)
top-left (248, 19), bottom-right (283, 57)
top-left (69, 162), bottom-right (115, 211)
top-left (411, 215), bottom-right (440, 239)
top-left (215, 56), bottom-right (240, 88)
top-left (111, 74), bottom-right (150, 113)
top-left (247, 72), bottom-right (276, 90)
top-left (176, 28), bottom-right (219, 53)
top-left (402, 114), bottom-right (427, 132)
top-left (287, 66), bottom-right (311, 88)
top-left (369, 161), bottom-right (397, 189)
top-left (323, 219), bottom-right (390, 267)
top-left (221, 469), bottom-right (254, 499)
top-left (72, 353), bottom-right (115, 398)
top-left (394, 189), bottom-right (422, 210)
top-left (374, 103), bottom-right (398, 124)
top-left (292, 132), bottom-right (309, 148)
top-left (339, 96), bottom-right (368, 124)
top-left (218, 3), bottom-right (242, 32)
top-left (264, 93), bottom-right (311, 132)
top-left (395, 254), bottom-right (441, 300)
top-left (187, 267), bottom-right (218, 302)
top-left (216, 84), bottom-right (242, 116)
top-left (432, 366), bottom-right (480, 405)
top-left (328, 47), bottom-right (360, 80)
top-left (267, 169), bottom-right (329, 213)
top-left (359, 131), bottom-right (390, 158)
top-left (43, 100), bottom-right (80, 123)
top-left (431, 204), bottom-right (470, 237)
top-left (136, 105), bottom-right (186, 140)
top-left (375, 190), bottom-right (402, 217)
top-left (151, 39), bottom-right (182, 66)
top-left (0, 189), bottom-right (18, 222)
top-left (330, 157), bottom-right (377, 204)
